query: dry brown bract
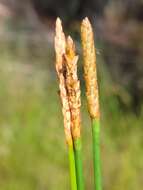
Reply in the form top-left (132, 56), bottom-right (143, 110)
top-left (81, 17), bottom-right (100, 119)
top-left (55, 18), bottom-right (81, 143)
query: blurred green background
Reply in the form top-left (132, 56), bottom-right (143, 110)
top-left (0, 0), bottom-right (143, 189)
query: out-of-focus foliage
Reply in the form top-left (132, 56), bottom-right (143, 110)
top-left (0, 0), bottom-right (108, 23)
top-left (97, 0), bottom-right (143, 114)
top-left (1, 0), bottom-right (143, 113)
top-left (0, 45), bottom-right (142, 189)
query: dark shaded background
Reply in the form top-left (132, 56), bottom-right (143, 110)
top-left (0, 0), bottom-right (143, 189)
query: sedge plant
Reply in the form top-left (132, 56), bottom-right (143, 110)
top-left (55, 18), bottom-right (77, 190)
top-left (81, 18), bottom-right (102, 190)
top-left (55, 18), bottom-right (84, 190)
top-left (55, 17), bottom-right (102, 190)
top-left (65, 36), bottom-right (84, 190)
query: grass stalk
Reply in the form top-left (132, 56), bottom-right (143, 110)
top-left (81, 17), bottom-right (102, 190)
top-left (74, 138), bottom-right (84, 190)
top-left (68, 144), bottom-right (78, 190)
top-left (92, 119), bottom-right (102, 190)
top-left (55, 18), bottom-right (77, 190)
top-left (65, 36), bottom-right (85, 190)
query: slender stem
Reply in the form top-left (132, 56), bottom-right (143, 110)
top-left (74, 138), bottom-right (84, 190)
top-left (92, 119), bottom-right (102, 190)
top-left (68, 144), bottom-right (77, 190)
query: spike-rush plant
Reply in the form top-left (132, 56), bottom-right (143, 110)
top-left (55, 17), bottom-right (102, 190)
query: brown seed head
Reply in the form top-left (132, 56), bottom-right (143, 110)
top-left (81, 17), bottom-right (100, 119)
top-left (55, 18), bottom-right (73, 145)
top-left (55, 18), bottom-right (66, 74)
top-left (65, 36), bottom-right (81, 139)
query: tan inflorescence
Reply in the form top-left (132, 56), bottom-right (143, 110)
top-left (55, 18), bottom-right (73, 145)
top-left (55, 18), bottom-right (81, 143)
top-left (81, 17), bottom-right (100, 119)
top-left (65, 36), bottom-right (81, 139)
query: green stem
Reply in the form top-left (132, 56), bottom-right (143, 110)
top-left (68, 144), bottom-right (77, 190)
top-left (92, 119), bottom-right (102, 190)
top-left (74, 138), bottom-right (84, 190)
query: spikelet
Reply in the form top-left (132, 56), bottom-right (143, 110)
top-left (81, 17), bottom-right (100, 119)
top-left (55, 18), bottom-right (73, 145)
top-left (65, 36), bottom-right (81, 139)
